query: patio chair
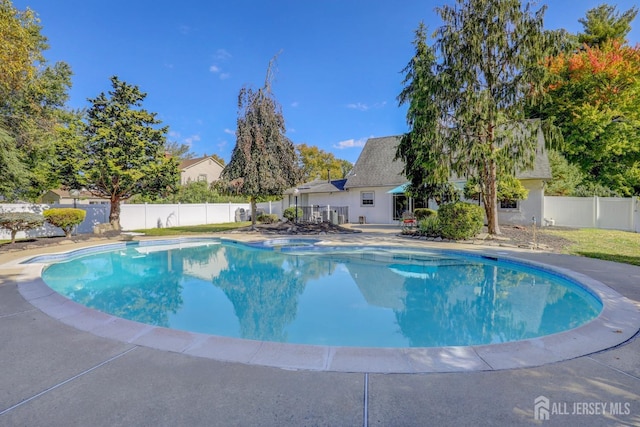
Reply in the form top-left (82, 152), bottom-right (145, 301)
top-left (401, 211), bottom-right (417, 230)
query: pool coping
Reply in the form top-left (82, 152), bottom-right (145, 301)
top-left (7, 236), bottom-right (640, 374)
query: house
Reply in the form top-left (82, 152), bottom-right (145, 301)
top-left (284, 134), bottom-right (551, 226)
top-left (179, 156), bottom-right (224, 185)
top-left (40, 189), bottom-right (110, 205)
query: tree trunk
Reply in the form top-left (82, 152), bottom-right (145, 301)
top-left (10, 230), bottom-right (16, 244)
top-left (109, 196), bottom-right (121, 230)
top-left (250, 197), bottom-right (257, 229)
top-left (485, 159), bottom-right (501, 235)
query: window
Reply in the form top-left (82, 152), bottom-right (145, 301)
top-left (499, 200), bottom-right (518, 209)
top-left (361, 191), bottom-right (374, 206)
top-left (197, 174), bottom-right (207, 182)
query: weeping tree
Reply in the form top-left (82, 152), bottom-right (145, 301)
top-left (397, 0), bottom-right (562, 235)
top-left (222, 55), bottom-right (301, 227)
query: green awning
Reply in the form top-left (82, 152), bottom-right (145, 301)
top-left (387, 183), bottom-right (410, 194)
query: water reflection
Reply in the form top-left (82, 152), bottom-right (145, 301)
top-left (42, 243), bottom-right (601, 347)
top-left (44, 246), bottom-right (185, 326)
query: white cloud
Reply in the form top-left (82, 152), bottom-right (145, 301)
top-left (347, 102), bottom-right (369, 111)
top-left (333, 137), bottom-right (368, 150)
top-left (215, 49), bottom-right (232, 60)
top-left (223, 128), bottom-right (235, 135)
top-left (217, 140), bottom-right (228, 150)
top-left (183, 134), bottom-right (201, 146)
top-left (291, 101), bottom-right (299, 108)
top-left (346, 101), bottom-right (387, 111)
top-left (210, 65), bottom-right (230, 80)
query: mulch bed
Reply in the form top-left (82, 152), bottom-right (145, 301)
top-left (230, 221), bottom-right (361, 235)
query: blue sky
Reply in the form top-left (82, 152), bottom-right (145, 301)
top-left (14, 0), bottom-right (640, 164)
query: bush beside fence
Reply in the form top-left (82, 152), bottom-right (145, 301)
top-left (0, 201), bottom-right (283, 240)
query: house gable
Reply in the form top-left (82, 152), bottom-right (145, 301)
top-left (344, 136), bottom-right (406, 189)
top-left (179, 156), bottom-right (224, 185)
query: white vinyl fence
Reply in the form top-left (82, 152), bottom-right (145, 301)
top-left (0, 201), bottom-right (283, 240)
top-left (4, 197), bottom-right (638, 240)
top-left (0, 203), bottom-right (109, 240)
top-left (543, 196), bottom-right (640, 232)
top-left (119, 201), bottom-right (282, 230)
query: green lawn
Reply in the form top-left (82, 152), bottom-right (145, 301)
top-left (543, 228), bottom-right (640, 266)
top-left (132, 221), bottom-right (251, 236)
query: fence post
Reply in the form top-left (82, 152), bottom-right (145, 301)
top-left (593, 196), bottom-right (598, 228)
top-left (632, 196), bottom-right (638, 233)
top-left (228, 201), bottom-right (232, 222)
top-left (144, 202), bottom-right (148, 229)
top-left (205, 202), bottom-right (208, 224)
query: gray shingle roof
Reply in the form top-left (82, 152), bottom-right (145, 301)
top-left (344, 136), bottom-right (406, 189)
top-left (284, 178), bottom-right (347, 194)
top-left (345, 133), bottom-right (551, 189)
top-left (515, 130), bottom-right (552, 180)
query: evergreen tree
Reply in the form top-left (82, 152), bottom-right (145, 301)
top-left (81, 76), bottom-right (179, 228)
top-left (222, 56), bottom-right (301, 226)
top-left (578, 4), bottom-right (638, 47)
top-left (397, 0), bottom-right (560, 234)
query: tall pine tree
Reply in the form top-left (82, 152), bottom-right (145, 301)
top-left (397, 0), bottom-right (560, 234)
top-left (81, 76), bottom-right (179, 228)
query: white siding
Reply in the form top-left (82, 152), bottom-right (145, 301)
top-left (498, 179), bottom-right (545, 226)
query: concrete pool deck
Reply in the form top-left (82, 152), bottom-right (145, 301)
top-left (1, 228), bottom-right (640, 425)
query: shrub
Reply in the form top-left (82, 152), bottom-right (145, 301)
top-left (0, 212), bottom-right (45, 243)
top-left (44, 208), bottom-right (86, 238)
top-left (257, 213), bottom-right (278, 224)
top-left (418, 216), bottom-right (441, 237)
top-left (414, 208), bottom-right (437, 221)
top-left (283, 207), bottom-right (303, 222)
top-left (437, 202), bottom-right (484, 240)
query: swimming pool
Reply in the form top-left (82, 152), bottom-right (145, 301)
top-left (38, 238), bottom-right (602, 348)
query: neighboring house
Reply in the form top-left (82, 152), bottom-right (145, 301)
top-left (284, 135), bottom-right (551, 226)
top-left (179, 156), bottom-right (224, 185)
top-left (40, 189), bottom-right (110, 205)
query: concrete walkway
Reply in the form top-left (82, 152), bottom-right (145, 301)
top-left (1, 230), bottom-right (640, 426)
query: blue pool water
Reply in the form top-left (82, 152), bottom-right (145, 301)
top-left (40, 239), bottom-right (602, 348)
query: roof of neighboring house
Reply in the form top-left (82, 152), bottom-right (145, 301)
top-left (284, 178), bottom-right (347, 195)
top-left (344, 136), bottom-right (407, 189)
top-left (179, 156), bottom-right (224, 170)
top-left (45, 189), bottom-right (106, 199)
